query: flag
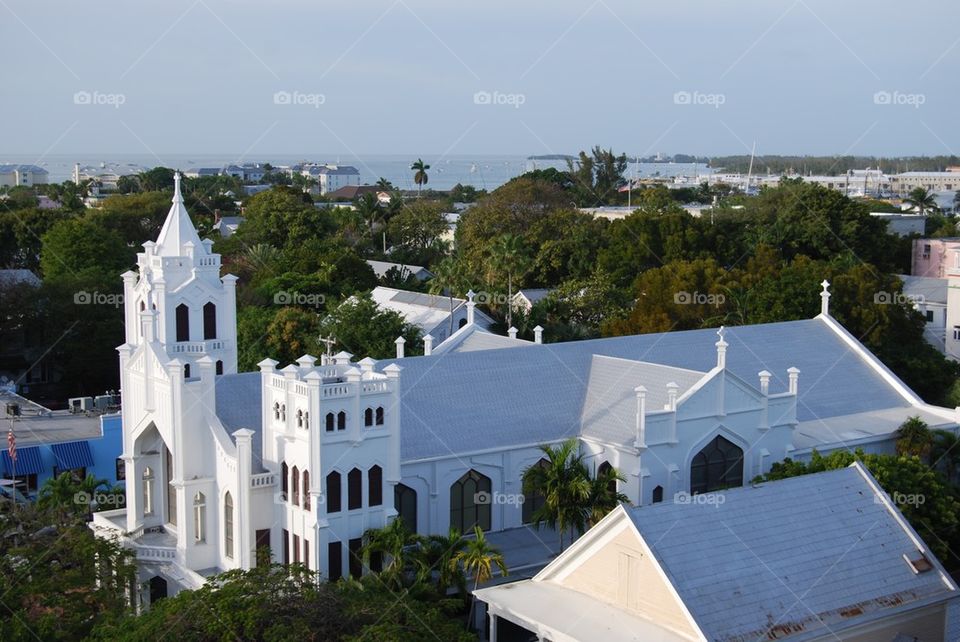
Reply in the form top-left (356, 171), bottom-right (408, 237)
top-left (6, 428), bottom-right (15, 464)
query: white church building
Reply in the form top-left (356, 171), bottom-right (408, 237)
top-left (94, 175), bottom-right (960, 603)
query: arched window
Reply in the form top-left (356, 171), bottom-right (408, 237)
top-left (459, 318), bottom-right (468, 329)
top-left (215, 360), bottom-right (223, 376)
top-left (281, 461), bottom-right (288, 501)
top-left (224, 492), bottom-right (234, 559)
top-left (280, 404), bottom-right (286, 422)
top-left (291, 466), bottom-right (300, 507)
top-left (325, 413), bottom-right (335, 432)
top-left (375, 407), bottom-right (384, 426)
top-left (364, 408), bottom-right (373, 427)
top-left (598, 461), bottom-right (616, 495)
top-left (193, 492), bottom-right (206, 542)
top-left (368, 465), bottom-right (382, 506)
top-left (142, 467), bottom-right (154, 515)
top-left (175, 304), bottom-right (190, 341)
top-left (522, 458), bottom-right (549, 524)
top-left (297, 409), bottom-right (303, 428)
top-left (652, 485), bottom-right (664, 504)
top-left (274, 402), bottom-right (281, 420)
top-left (303, 470), bottom-right (311, 511)
top-left (140, 300), bottom-right (146, 311)
top-left (326, 471), bottom-right (341, 513)
top-left (394, 484), bottom-right (417, 533)
top-left (450, 469), bottom-right (492, 532)
top-left (304, 412), bottom-right (309, 429)
top-left (690, 435), bottom-right (744, 494)
top-left (203, 302), bottom-right (217, 340)
top-left (348, 468), bottom-right (362, 510)
top-left (183, 363), bottom-right (191, 379)
top-left (337, 411), bottom-right (346, 431)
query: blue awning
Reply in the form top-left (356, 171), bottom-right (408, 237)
top-left (51, 441), bottom-right (94, 471)
top-left (2, 446), bottom-right (43, 476)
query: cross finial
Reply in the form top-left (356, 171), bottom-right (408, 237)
top-left (716, 325), bottom-right (726, 342)
top-left (318, 334), bottom-right (336, 357)
top-left (172, 171), bottom-right (183, 203)
top-left (820, 279), bottom-right (831, 317)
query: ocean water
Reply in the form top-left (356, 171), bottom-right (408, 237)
top-left (3, 153), bottom-right (713, 192)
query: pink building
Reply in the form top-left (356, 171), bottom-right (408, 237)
top-left (912, 238), bottom-right (960, 277)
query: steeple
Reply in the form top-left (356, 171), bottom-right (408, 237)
top-left (154, 172), bottom-right (204, 257)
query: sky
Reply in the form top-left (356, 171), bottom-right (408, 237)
top-left (2, 0), bottom-right (959, 160)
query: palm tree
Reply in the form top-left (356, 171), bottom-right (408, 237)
top-left (356, 193), bottom-right (383, 235)
top-left (376, 177), bottom-right (394, 191)
top-left (411, 159), bottom-right (430, 197)
top-left (904, 187), bottom-right (939, 215)
top-left (428, 257), bottom-right (467, 336)
top-left (362, 518), bottom-right (416, 590)
top-left (586, 465), bottom-right (629, 527)
top-left (38, 472), bottom-right (107, 522)
top-left (414, 527), bottom-right (468, 598)
top-left (489, 234), bottom-right (531, 329)
top-left (451, 526), bottom-right (507, 630)
top-left (522, 439), bottom-right (591, 551)
top-left (895, 416), bottom-right (934, 460)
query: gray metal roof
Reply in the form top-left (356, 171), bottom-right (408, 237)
top-left (0, 164), bottom-right (47, 174)
top-left (627, 465), bottom-right (957, 641)
top-left (210, 318), bottom-right (916, 463)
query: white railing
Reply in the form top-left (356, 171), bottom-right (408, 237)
top-left (137, 546), bottom-right (177, 561)
top-left (251, 472), bottom-right (276, 488)
top-left (171, 340), bottom-right (225, 354)
top-left (361, 381), bottom-right (388, 394)
top-left (322, 384), bottom-right (351, 398)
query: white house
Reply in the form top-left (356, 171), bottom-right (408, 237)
top-left (511, 288), bottom-right (551, 313)
top-left (476, 464), bottom-right (960, 642)
top-left (94, 179), bottom-right (960, 607)
top-left (899, 274), bottom-right (947, 353)
top-left (365, 260), bottom-right (434, 282)
top-left (0, 164), bottom-right (48, 187)
top-left (369, 286), bottom-right (495, 343)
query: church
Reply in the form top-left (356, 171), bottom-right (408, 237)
top-left (93, 174), bottom-right (959, 602)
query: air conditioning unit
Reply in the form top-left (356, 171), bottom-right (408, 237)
top-left (5, 403), bottom-right (20, 417)
top-left (93, 395), bottom-right (113, 410)
top-left (68, 397), bottom-right (94, 413)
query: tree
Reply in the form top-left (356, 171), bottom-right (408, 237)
top-left (387, 201), bottom-right (449, 265)
top-left (37, 472), bottom-right (108, 523)
top-left (521, 439), bottom-right (591, 550)
top-left (488, 234), bottom-right (531, 328)
top-left (904, 187), bottom-right (939, 215)
top-left (237, 187), bottom-right (336, 249)
top-left (931, 429), bottom-right (960, 483)
top-left (415, 527), bottom-right (468, 598)
top-left (376, 177), bottom-right (394, 191)
top-left (586, 464), bottom-right (629, 527)
top-left (264, 307), bottom-right (321, 365)
top-left (410, 158), bottom-right (430, 196)
top-left (319, 295), bottom-right (421, 360)
top-left (362, 517), bottom-right (416, 591)
top-left (429, 256), bottom-right (468, 337)
top-left (115, 175), bottom-right (140, 194)
top-left (895, 416), bottom-right (934, 459)
top-left (40, 218), bottom-right (134, 282)
top-left (137, 167), bottom-right (175, 191)
top-left (450, 526), bottom-right (507, 630)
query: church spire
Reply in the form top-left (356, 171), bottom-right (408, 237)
top-left (154, 171), bottom-right (204, 257)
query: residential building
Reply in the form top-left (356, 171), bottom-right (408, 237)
top-left (93, 177), bottom-right (960, 606)
top-left (872, 212), bottom-right (927, 237)
top-left (476, 464), bottom-right (960, 642)
top-left (899, 275), bottom-right (947, 353)
top-left (324, 184), bottom-right (376, 200)
top-left (0, 164), bottom-right (48, 187)
top-left (511, 288), bottom-right (551, 313)
top-left (912, 238), bottom-right (960, 278)
top-left (891, 170), bottom-right (960, 194)
top-left (369, 286), bottom-right (494, 343)
top-left (315, 165), bottom-right (360, 195)
top-left (365, 260), bottom-right (434, 282)
top-left (1, 390), bottom-right (124, 499)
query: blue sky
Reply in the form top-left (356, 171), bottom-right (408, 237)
top-left (3, 0), bottom-right (958, 158)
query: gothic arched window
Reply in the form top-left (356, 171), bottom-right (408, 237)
top-left (193, 492), bottom-right (206, 542)
top-left (303, 470), bottom-right (310, 511)
top-left (337, 411), bottom-right (346, 431)
top-left (364, 408), bottom-right (373, 427)
top-left (395, 483), bottom-right (417, 533)
top-left (597, 461), bottom-right (616, 495)
top-left (652, 485), bottom-right (664, 504)
top-left (690, 435), bottom-right (744, 494)
top-left (326, 471), bottom-right (341, 513)
top-left (281, 461), bottom-right (288, 501)
top-left (522, 458), bottom-right (549, 524)
top-left (368, 465), bottom-right (382, 506)
top-left (274, 402), bottom-right (280, 420)
top-left (348, 468), bottom-right (362, 510)
top-left (215, 360), bottom-right (223, 376)
top-left (183, 364), bottom-right (191, 379)
top-left (291, 466), bottom-right (300, 507)
top-left (375, 407), bottom-right (384, 426)
top-left (224, 491), bottom-right (234, 559)
top-left (325, 413), bottom-right (335, 432)
top-left (203, 302), bottom-right (217, 340)
top-left (450, 469), bottom-right (492, 532)
top-left (175, 304), bottom-right (189, 341)
top-left (297, 409), bottom-right (303, 428)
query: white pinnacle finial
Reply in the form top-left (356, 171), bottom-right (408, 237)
top-left (820, 279), bottom-right (831, 317)
top-left (715, 326), bottom-right (728, 368)
top-left (172, 171), bottom-right (183, 204)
